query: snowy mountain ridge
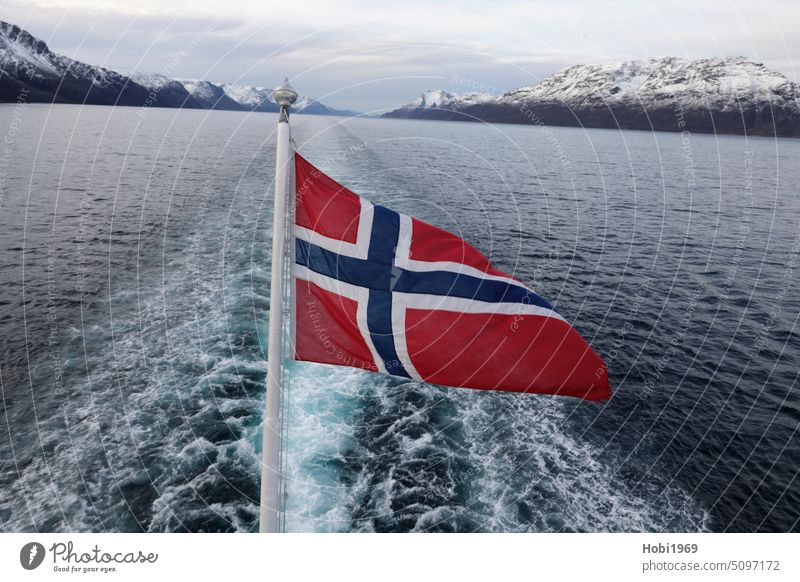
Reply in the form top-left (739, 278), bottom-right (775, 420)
top-left (0, 21), bottom-right (357, 116)
top-left (0, 20), bottom-right (155, 106)
top-left (405, 89), bottom-right (494, 109)
top-left (500, 57), bottom-right (798, 110)
top-left (387, 57), bottom-right (800, 137)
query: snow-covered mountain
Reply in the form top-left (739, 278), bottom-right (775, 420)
top-left (124, 71), bottom-right (203, 108)
top-left (0, 20), bottom-right (358, 116)
top-left (215, 83), bottom-right (339, 114)
top-left (402, 89), bottom-right (494, 110)
top-left (166, 79), bottom-right (351, 114)
top-left (385, 57), bottom-right (800, 137)
top-left (220, 83), bottom-right (277, 111)
top-left (0, 21), bottom-right (157, 106)
top-left (500, 57), bottom-right (798, 110)
top-left (178, 80), bottom-right (243, 110)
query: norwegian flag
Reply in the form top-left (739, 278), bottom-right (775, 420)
top-left (292, 153), bottom-right (610, 401)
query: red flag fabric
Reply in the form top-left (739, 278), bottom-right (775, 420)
top-left (292, 153), bottom-right (610, 401)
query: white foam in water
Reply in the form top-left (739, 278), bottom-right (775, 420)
top-left (278, 369), bottom-right (709, 532)
top-left (283, 363), bottom-right (369, 532)
top-left (459, 395), bottom-right (710, 532)
top-left (277, 360), bottom-right (708, 533)
top-left (0, 192), bottom-right (270, 531)
top-left (0, 292), bottom-right (265, 531)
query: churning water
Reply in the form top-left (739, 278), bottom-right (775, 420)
top-left (0, 104), bottom-right (798, 532)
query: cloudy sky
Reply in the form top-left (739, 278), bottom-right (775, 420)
top-left (3, 0), bottom-right (798, 111)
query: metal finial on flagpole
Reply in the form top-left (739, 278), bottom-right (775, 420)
top-left (273, 77), bottom-right (298, 122)
top-left (260, 77), bottom-right (297, 533)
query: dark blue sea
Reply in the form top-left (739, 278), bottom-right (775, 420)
top-left (0, 103), bottom-right (798, 532)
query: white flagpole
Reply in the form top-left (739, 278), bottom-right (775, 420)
top-left (260, 78), bottom-right (298, 533)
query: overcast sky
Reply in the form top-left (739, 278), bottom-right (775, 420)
top-left (2, 0), bottom-right (798, 112)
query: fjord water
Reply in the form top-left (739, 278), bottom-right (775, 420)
top-left (0, 104), bottom-right (798, 532)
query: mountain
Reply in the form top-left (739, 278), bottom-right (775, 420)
top-left (0, 20), bottom-right (358, 116)
top-left (218, 83), bottom-right (358, 116)
top-left (219, 83), bottom-right (279, 112)
top-left (398, 89), bottom-right (494, 111)
top-left (180, 80), bottom-right (244, 110)
top-left (0, 21), bottom-right (162, 106)
top-left (125, 71), bottom-right (205, 108)
top-left (384, 57), bottom-right (800, 137)
top-left (215, 83), bottom-right (354, 115)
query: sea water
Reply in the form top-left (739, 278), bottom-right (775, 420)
top-left (0, 104), bottom-right (798, 532)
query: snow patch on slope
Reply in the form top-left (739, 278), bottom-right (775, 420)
top-left (500, 57), bottom-right (798, 111)
top-left (125, 71), bottom-right (178, 91)
top-left (404, 89), bottom-right (493, 109)
top-left (221, 83), bottom-right (273, 107)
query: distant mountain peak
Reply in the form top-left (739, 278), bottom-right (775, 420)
top-left (385, 56), bottom-right (800, 137)
top-left (504, 56), bottom-right (796, 108)
top-left (403, 89), bottom-right (493, 110)
top-left (0, 20), bottom-right (358, 116)
top-left (0, 20), bottom-right (49, 54)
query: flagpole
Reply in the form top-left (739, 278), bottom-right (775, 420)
top-left (260, 78), bottom-right (298, 533)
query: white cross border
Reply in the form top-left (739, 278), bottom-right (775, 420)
top-left (293, 198), bottom-right (563, 380)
